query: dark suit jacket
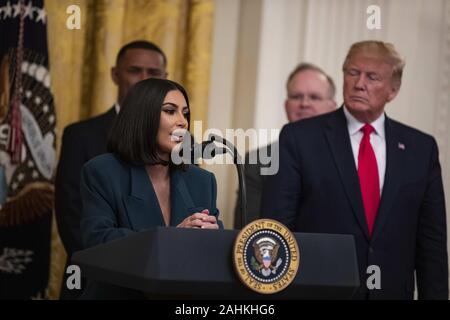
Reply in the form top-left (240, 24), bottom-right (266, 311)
top-left (261, 107), bottom-right (448, 300)
top-left (55, 107), bottom-right (116, 299)
top-left (56, 107), bottom-right (116, 255)
top-left (79, 153), bottom-right (221, 299)
top-left (234, 144), bottom-right (274, 228)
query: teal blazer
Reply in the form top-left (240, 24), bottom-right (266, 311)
top-left (80, 153), bottom-right (222, 249)
top-left (79, 153), bottom-right (222, 299)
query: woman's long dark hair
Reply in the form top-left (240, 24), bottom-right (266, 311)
top-left (107, 78), bottom-right (190, 165)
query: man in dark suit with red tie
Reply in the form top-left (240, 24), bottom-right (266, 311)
top-left (55, 40), bottom-right (168, 299)
top-left (261, 40), bottom-right (448, 299)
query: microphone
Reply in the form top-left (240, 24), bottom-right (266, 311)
top-left (191, 134), bottom-right (248, 229)
top-left (190, 140), bottom-right (227, 161)
top-left (190, 140), bottom-right (214, 159)
top-left (176, 136), bottom-right (227, 163)
top-left (172, 133), bottom-right (247, 229)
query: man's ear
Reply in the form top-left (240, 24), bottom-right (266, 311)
top-left (284, 99), bottom-right (289, 114)
top-left (111, 67), bottom-right (119, 85)
top-left (387, 81), bottom-right (400, 102)
top-left (329, 99), bottom-right (337, 110)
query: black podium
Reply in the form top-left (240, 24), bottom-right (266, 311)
top-left (72, 228), bottom-right (359, 299)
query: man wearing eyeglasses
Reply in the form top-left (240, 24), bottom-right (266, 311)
top-left (284, 63), bottom-right (337, 123)
top-left (234, 63), bottom-right (336, 228)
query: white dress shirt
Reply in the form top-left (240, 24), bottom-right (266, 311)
top-left (114, 103), bottom-right (120, 114)
top-left (343, 106), bottom-right (386, 194)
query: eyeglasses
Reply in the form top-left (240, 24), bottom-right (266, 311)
top-left (287, 93), bottom-right (327, 103)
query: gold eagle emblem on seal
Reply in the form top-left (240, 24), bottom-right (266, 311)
top-left (233, 219), bottom-right (300, 294)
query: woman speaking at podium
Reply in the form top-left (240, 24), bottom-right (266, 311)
top-left (79, 78), bottom-right (221, 299)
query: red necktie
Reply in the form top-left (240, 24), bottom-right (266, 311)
top-left (358, 124), bottom-right (380, 236)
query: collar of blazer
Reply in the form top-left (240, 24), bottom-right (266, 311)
top-left (324, 107), bottom-right (406, 242)
top-left (125, 165), bottom-right (195, 229)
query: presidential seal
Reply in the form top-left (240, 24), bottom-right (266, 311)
top-left (233, 219), bottom-right (300, 294)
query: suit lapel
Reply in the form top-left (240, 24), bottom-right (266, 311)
top-left (123, 165), bottom-right (197, 229)
top-left (371, 116), bottom-right (405, 242)
top-left (101, 107), bottom-right (117, 146)
top-left (123, 165), bottom-right (165, 230)
top-left (325, 108), bottom-right (370, 241)
top-left (103, 106), bottom-right (117, 127)
top-left (169, 168), bottom-right (195, 226)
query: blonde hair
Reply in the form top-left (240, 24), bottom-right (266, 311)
top-left (343, 40), bottom-right (405, 85)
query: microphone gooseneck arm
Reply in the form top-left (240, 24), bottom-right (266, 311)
top-left (207, 134), bottom-right (247, 229)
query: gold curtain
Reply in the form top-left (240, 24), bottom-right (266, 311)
top-left (45, 0), bottom-right (214, 299)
